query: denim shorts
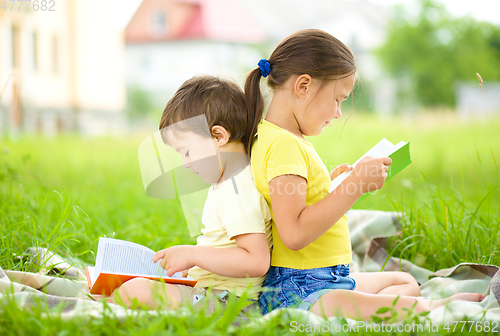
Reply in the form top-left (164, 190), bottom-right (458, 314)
top-left (258, 264), bottom-right (356, 315)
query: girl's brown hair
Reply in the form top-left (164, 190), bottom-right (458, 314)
top-left (159, 75), bottom-right (262, 155)
top-left (244, 29), bottom-right (356, 123)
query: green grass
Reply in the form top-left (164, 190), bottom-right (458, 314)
top-left (0, 292), bottom-right (293, 336)
top-left (0, 134), bottom-right (192, 271)
top-left (312, 112), bottom-right (500, 271)
top-left (1, 113), bottom-right (499, 335)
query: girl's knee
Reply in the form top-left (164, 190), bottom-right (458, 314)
top-left (389, 272), bottom-right (420, 296)
top-left (400, 272), bottom-right (415, 282)
top-left (399, 272), bottom-right (420, 295)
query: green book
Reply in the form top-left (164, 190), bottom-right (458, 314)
top-left (329, 138), bottom-right (412, 202)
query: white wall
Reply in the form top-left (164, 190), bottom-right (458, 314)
top-left (0, 0), bottom-right (127, 135)
top-left (125, 40), bottom-right (261, 105)
top-left (457, 82), bottom-right (500, 118)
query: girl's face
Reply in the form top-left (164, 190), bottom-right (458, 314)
top-left (298, 75), bottom-right (355, 136)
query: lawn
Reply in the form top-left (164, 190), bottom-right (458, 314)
top-left (1, 112), bottom-right (499, 335)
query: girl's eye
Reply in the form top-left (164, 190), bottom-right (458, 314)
top-left (184, 151), bottom-right (190, 158)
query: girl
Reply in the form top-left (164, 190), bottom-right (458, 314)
top-left (246, 29), bottom-right (483, 319)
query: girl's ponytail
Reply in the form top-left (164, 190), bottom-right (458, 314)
top-left (244, 67), bottom-right (265, 155)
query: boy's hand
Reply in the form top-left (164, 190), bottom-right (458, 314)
top-left (346, 156), bottom-right (392, 194)
top-left (153, 245), bottom-right (198, 277)
top-left (329, 163), bottom-right (353, 180)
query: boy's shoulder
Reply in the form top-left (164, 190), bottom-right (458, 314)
top-left (218, 165), bottom-right (256, 192)
top-left (214, 165), bottom-right (267, 206)
top-left (214, 165), bottom-right (271, 224)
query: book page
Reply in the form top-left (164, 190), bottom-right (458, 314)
top-left (94, 238), bottom-right (184, 281)
top-left (329, 138), bottom-right (403, 192)
top-left (394, 141), bottom-right (406, 151)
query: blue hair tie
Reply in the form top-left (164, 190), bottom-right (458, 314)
top-left (258, 59), bottom-right (271, 78)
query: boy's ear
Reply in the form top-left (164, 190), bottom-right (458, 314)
top-left (211, 125), bottom-right (230, 147)
top-left (293, 74), bottom-right (312, 99)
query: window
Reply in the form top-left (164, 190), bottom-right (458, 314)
top-left (33, 31), bottom-right (38, 72)
top-left (52, 35), bottom-right (58, 74)
top-left (142, 55), bottom-right (151, 73)
top-left (151, 10), bottom-right (167, 37)
top-left (11, 25), bottom-right (20, 68)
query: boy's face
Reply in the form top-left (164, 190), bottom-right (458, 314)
top-left (164, 129), bottom-right (222, 184)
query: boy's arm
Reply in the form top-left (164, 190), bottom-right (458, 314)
top-left (153, 233), bottom-right (270, 278)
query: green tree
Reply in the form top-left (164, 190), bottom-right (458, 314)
top-left (351, 79), bottom-right (374, 112)
top-left (126, 85), bottom-right (155, 118)
top-left (376, 0), bottom-right (500, 108)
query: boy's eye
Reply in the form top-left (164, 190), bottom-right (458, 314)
top-left (184, 151), bottom-right (189, 157)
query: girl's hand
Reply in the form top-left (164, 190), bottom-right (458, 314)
top-left (346, 156), bottom-right (392, 194)
top-left (329, 163), bottom-right (353, 180)
top-left (153, 245), bottom-right (198, 277)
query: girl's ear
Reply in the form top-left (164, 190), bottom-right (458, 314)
top-left (293, 74), bottom-right (312, 99)
top-left (211, 125), bottom-right (230, 147)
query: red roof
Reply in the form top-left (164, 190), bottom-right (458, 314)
top-left (125, 0), bottom-right (264, 43)
top-left (180, 4), bottom-right (204, 38)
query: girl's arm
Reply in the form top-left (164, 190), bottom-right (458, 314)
top-left (270, 156), bottom-right (391, 251)
top-left (153, 233), bottom-right (270, 278)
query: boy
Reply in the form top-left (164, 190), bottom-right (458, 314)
top-left (112, 76), bottom-right (272, 312)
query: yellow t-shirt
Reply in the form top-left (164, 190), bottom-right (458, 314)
top-left (251, 120), bottom-right (352, 269)
top-left (188, 165), bottom-right (272, 299)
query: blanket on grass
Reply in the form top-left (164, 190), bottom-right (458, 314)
top-left (1, 210), bottom-right (499, 325)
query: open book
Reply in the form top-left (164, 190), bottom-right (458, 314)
top-left (329, 138), bottom-right (412, 201)
top-left (85, 238), bottom-right (197, 295)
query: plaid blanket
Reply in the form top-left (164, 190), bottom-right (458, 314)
top-left (1, 210), bottom-right (499, 323)
top-left (346, 210), bottom-right (500, 323)
top-left (0, 247), bottom-right (139, 319)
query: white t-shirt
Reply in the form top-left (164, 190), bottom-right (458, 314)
top-left (188, 165), bottom-right (272, 299)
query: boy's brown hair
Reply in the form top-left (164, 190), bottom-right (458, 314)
top-left (159, 75), bottom-right (262, 155)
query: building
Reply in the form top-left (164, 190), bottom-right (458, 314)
top-left (456, 82), bottom-right (500, 118)
top-left (0, 0), bottom-right (126, 136)
top-left (124, 0), bottom-right (265, 107)
top-left (124, 0), bottom-right (390, 111)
